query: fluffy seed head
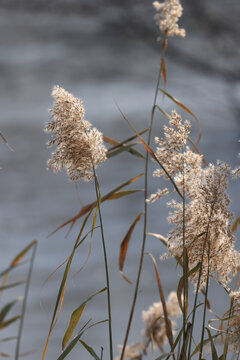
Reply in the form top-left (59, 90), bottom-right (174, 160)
top-left (45, 85), bottom-right (107, 181)
top-left (153, 0), bottom-right (186, 38)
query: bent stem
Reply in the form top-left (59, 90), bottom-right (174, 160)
top-left (92, 166), bottom-right (113, 360)
top-left (120, 38), bottom-right (167, 360)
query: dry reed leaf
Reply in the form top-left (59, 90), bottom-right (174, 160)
top-left (103, 135), bottom-right (119, 146)
top-left (48, 173), bottom-right (143, 237)
top-left (161, 58), bottom-right (167, 88)
top-left (159, 89), bottom-right (202, 145)
top-left (119, 213), bottom-right (143, 284)
top-left (115, 102), bottom-right (183, 198)
top-left (231, 215), bottom-right (240, 233)
top-left (0, 131), bottom-right (14, 152)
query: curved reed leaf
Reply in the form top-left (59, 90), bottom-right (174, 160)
top-left (119, 213), bottom-right (143, 284)
top-left (231, 215), bottom-right (240, 233)
top-left (79, 340), bottom-right (101, 360)
top-left (15, 241), bottom-right (37, 360)
top-left (190, 334), bottom-right (219, 358)
top-left (155, 352), bottom-right (175, 360)
top-left (158, 89), bottom-right (202, 145)
top-left (48, 173), bottom-right (144, 237)
top-left (0, 131), bottom-right (14, 152)
top-left (106, 129), bottom-right (149, 152)
top-left (206, 328), bottom-right (219, 360)
top-left (0, 316), bottom-right (21, 330)
top-left (42, 212), bottom-right (92, 360)
top-left (107, 143), bottom-right (145, 160)
top-left (62, 304), bottom-right (86, 350)
top-left (147, 232), bottom-right (168, 246)
top-left (0, 298), bottom-right (22, 324)
top-left (177, 262), bottom-right (200, 313)
top-left (115, 103), bottom-right (183, 199)
top-left (0, 282), bottom-right (26, 291)
top-left (0, 241), bottom-right (37, 300)
top-left (161, 58), bottom-right (167, 88)
top-left (62, 287), bottom-right (107, 350)
top-left (107, 190), bottom-right (143, 200)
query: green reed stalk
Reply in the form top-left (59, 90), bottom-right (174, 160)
top-left (119, 38), bottom-right (167, 360)
top-left (187, 205), bottom-right (214, 359)
top-left (92, 166), bottom-right (113, 360)
top-left (15, 242), bottom-right (37, 360)
top-left (182, 166), bottom-right (187, 359)
top-left (198, 241), bottom-right (211, 360)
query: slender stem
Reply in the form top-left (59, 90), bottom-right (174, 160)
top-left (198, 239), bottom-right (211, 360)
top-left (182, 164), bottom-right (187, 359)
top-left (15, 242), bottom-right (37, 360)
top-left (93, 167), bottom-right (113, 360)
top-left (187, 205), bottom-right (214, 359)
top-left (119, 38), bottom-right (167, 360)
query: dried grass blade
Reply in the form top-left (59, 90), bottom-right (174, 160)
top-left (48, 173), bottom-right (143, 237)
top-left (107, 129), bottom-right (149, 152)
top-left (103, 135), bottom-right (119, 146)
top-left (0, 316), bottom-right (21, 330)
top-left (206, 328), bottom-right (219, 360)
top-left (119, 213), bottom-right (143, 284)
top-left (115, 102), bottom-right (183, 199)
top-left (146, 252), bottom-right (175, 360)
top-left (62, 287), bottom-right (107, 350)
top-left (42, 210), bottom-right (92, 360)
top-left (179, 323), bottom-right (192, 360)
top-left (231, 215), bottom-right (240, 233)
top-left (79, 340), bottom-right (101, 360)
top-left (0, 131), bottom-right (14, 152)
top-left (190, 334), bottom-right (219, 358)
top-left (107, 190), bottom-right (143, 200)
top-left (152, 105), bottom-right (171, 120)
top-left (158, 89), bottom-right (202, 145)
top-left (147, 232), bottom-right (168, 246)
top-left (15, 241), bottom-right (37, 360)
top-left (161, 58), bottom-right (167, 88)
top-left (0, 298), bottom-right (22, 324)
top-left (0, 241), bottom-right (36, 300)
top-left (107, 143), bottom-right (145, 160)
top-left (177, 263), bottom-right (200, 313)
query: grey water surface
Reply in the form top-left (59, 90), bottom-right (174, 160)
top-left (0, 1), bottom-right (239, 359)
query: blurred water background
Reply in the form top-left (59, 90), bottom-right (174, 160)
top-left (0, 0), bottom-right (240, 359)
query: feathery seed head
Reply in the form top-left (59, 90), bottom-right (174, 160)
top-left (45, 85), bottom-right (107, 181)
top-left (142, 291), bottom-right (181, 348)
top-left (153, 0), bottom-right (186, 38)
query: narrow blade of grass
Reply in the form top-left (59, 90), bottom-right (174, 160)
top-left (206, 328), bottom-right (219, 360)
top-left (62, 287), bottom-right (107, 350)
top-left (15, 241), bottom-right (37, 360)
top-left (115, 102), bottom-right (183, 199)
top-left (119, 213), bottom-right (143, 284)
top-left (0, 316), bottom-right (21, 330)
top-left (48, 173), bottom-right (144, 237)
top-left (107, 190), bottom-right (143, 200)
top-left (107, 129), bottom-right (149, 152)
top-left (158, 89), bottom-right (202, 145)
top-left (107, 143), bottom-right (145, 160)
top-left (0, 131), bottom-right (14, 152)
top-left (0, 298), bottom-right (22, 323)
top-left (231, 215), bottom-right (240, 232)
top-left (177, 263), bottom-right (200, 312)
top-left (79, 340), bottom-right (101, 360)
